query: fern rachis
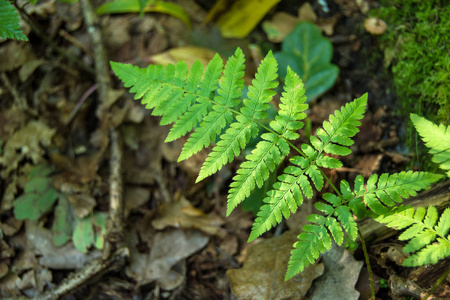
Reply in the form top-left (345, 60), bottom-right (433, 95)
top-left (111, 48), bottom-right (444, 280)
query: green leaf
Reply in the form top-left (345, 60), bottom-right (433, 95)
top-left (0, 0), bottom-right (28, 41)
top-left (14, 185), bottom-right (58, 221)
top-left (274, 22), bottom-right (338, 101)
top-left (73, 216), bottom-right (95, 253)
top-left (52, 195), bottom-right (73, 247)
top-left (97, 0), bottom-right (191, 28)
top-left (411, 113), bottom-right (450, 177)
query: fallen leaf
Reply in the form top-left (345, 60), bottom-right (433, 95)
top-left (152, 196), bottom-right (225, 237)
top-left (0, 120), bottom-right (56, 178)
top-left (310, 243), bottom-right (362, 299)
top-left (25, 220), bottom-right (102, 269)
top-left (126, 229), bottom-right (208, 289)
top-left (214, 0), bottom-right (281, 38)
top-left (0, 42), bottom-right (36, 71)
top-left (124, 186), bottom-right (150, 217)
top-left (227, 230), bottom-right (324, 299)
top-left (150, 46), bottom-right (217, 67)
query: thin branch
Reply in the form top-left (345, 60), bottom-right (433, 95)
top-left (79, 0), bottom-right (111, 119)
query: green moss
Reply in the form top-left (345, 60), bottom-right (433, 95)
top-left (374, 0), bottom-right (449, 125)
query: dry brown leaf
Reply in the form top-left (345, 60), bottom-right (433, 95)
top-left (126, 229), bottom-right (208, 289)
top-left (25, 221), bottom-right (101, 269)
top-left (124, 187), bottom-right (151, 217)
top-left (152, 196), bottom-right (225, 237)
top-left (0, 120), bottom-right (56, 178)
top-left (353, 153), bottom-right (383, 177)
top-left (310, 244), bottom-right (363, 299)
top-left (263, 2), bottom-right (340, 42)
top-left (0, 42), bottom-right (36, 71)
top-left (150, 46), bottom-right (217, 68)
top-left (227, 230), bottom-right (324, 299)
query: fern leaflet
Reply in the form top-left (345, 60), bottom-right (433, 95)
top-left (225, 51), bottom-right (280, 215)
top-left (178, 49), bottom-right (245, 161)
top-left (376, 206), bottom-right (450, 266)
top-left (410, 113), bottom-right (450, 177)
top-left (0, 0), bottom-right (28, 41)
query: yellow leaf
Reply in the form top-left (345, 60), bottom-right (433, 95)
top-left (215, 0), bottom-right (281, 38)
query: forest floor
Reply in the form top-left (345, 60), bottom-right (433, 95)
top-left (0, 0), bottom-right (449, 299)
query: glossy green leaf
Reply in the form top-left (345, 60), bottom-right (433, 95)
top-left (274, 22), bottom-right (338, 101)
top-left (96, 0), bottom-right (190, 28)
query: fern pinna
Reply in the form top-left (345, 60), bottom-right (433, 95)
top-left (377, 206), bottom-right (450, 267)
top-left (111, 48), bottom-right (443, 280)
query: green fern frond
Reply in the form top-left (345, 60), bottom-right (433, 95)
top-left (411, 113), bottom-right (450, 177)
top-left (353, 172), bottom-right (443, 215)
top-left (377, 206), bottom-right (450, 266)
top-left (111, 49), bottom-right (445, 282)
top-left (0, 0), bottom-right (28, 41)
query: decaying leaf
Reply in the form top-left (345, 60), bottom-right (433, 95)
top-left (262, 2), bottom-right (340, 42)
top-left (227, 230), bottom-right (324, 299)
top-left (126, 229), bottom-right (208, 289)
top-left (310, 243), bottom-right (363, 300)
top-left (25, 220), bottom-right (102, 269)
top-left (152, 196), bottom-right (225, 237)
top-left (150, 46), bottom-right (217, 68)
top-left (0, 120), bottom-right (56, 178)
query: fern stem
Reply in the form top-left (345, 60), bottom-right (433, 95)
top-left (319, 167), bottom-right (343, 199)
top-left (358, 228), bottom-right (375, 299)
top-left (422, 266), bottom-right (450, 300)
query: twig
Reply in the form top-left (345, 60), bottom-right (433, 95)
top-left (35, 248), bottom-right (129, 300)
top-left (104, 127), bottom-right (125, 258)
top-left (79, 0), bottom-right (111, 119)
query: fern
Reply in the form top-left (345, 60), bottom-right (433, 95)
top-left (376, 206), bottom-right (450, 267)
top-left (0, 0), bottom-right (28, 41)
top-left (111, 49), bottom-right (443, 280)
top-left (411, 113), bottom-right (450, 177)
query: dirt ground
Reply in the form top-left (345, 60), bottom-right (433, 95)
top-left (0, 0), bottom-right (449, 299)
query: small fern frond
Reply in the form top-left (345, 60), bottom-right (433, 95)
top-left (376, 206), bottom-right (450, 266)
top-left (410, 113), bottom-right (450, 177)
top-left (353, 172), bottom-right (443, 215)
top-left (0, 0), bottom-right (28, 41)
